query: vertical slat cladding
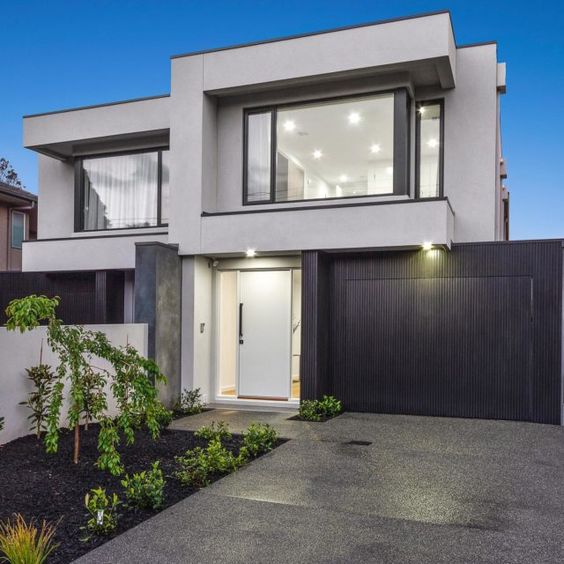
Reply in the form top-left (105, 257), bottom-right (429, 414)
top-left (303, 241), bottom-right (563, 424)
top-left (0, 270), bottom-right (126, 325)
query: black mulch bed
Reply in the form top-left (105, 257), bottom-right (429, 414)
top-left (0, 425), bottom-right (283, 564)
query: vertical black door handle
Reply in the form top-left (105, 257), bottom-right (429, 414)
top-left (239, 303), bottom-right (244, 344)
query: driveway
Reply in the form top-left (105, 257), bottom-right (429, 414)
top-left (76, 411), bottom-right (564, 563)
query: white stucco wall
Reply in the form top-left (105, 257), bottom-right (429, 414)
top-left (0, 324), bottom-right (148, 445)
top-left (22, 232), bottom-right (168, 271)
top-left (24, 96), bottom-right (170, 148)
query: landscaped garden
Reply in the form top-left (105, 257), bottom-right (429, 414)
top-left (0, 296), bottom-right (283, 563)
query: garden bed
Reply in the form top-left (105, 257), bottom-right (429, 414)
top-left (0, 425), bottom-right (283, 563)
top-left (287, 413), bottom-right (341, 422)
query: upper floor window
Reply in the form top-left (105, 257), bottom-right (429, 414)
top-left (416, 101), bottom-right (443, 198)
top-left (11, 211), bottom-right (25, 249)
top-left (76, 149), bottom-right (169, 231)
top-left (244, 91), bottom-right (408, 204)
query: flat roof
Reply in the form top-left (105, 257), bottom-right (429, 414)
top-left (171, 10), bottom-right (454, 59)
top-left (23, 11), bottom-right (498, 120)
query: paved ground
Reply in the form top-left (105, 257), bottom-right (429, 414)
top-left (76, 411), bottom-right (564, 563)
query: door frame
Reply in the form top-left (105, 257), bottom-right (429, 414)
top-left (214, 266), bottom-right (300, 405)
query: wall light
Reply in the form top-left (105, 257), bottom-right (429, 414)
top-left (313, 149), bottom-right (323, 159)
top-left (246, 249), bottom-right (256, 257)
top-left (370, 144), bottom-right (381, 154)
top-left (283, 120), bottom-right (296, 132)
top-left (422, 242), bottom-right (433, 251)
top-left (348, 112), bottom-right (361, 125)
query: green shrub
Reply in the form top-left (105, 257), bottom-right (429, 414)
top-left (173, 438), bottom-right (240, 487)
top-left (241, 423), bottom-right (278, 457)
top-left (121, 462), bottom-right (165, 510)
top-left (194, 421), bottom-right (231, 443)
top-left (299, 395), bottom-right (342, 421)
top-left (298, 400), bottom-right (322, 422)
top-left (319, 395), bottom-right (342, 418)
top-left (174, 388), bottom-right (204, 415)
top-left (0, 514), bottom-right (58, 564)
top-left (83, 487), bottom-right (120, 539)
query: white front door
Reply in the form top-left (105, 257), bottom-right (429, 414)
top-left (238, 270), bottom-right (292, 399)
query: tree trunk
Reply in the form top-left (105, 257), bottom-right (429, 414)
top-left (74, 423), bottom-right (80, 464)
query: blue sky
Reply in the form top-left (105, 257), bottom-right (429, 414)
top-left (1, 0), bottom-right (563, 239)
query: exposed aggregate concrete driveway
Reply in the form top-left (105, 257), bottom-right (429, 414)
top-left (76, 411), bottom-right (564, 563)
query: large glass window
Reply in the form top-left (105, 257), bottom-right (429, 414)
top-left (79, 149), bottom-right (169, 231)
top-left (416, 101), bottom-right (443, 198)
top-left (11, 211), bottom-right (25, 249)
top-left (244, 92), bottom-right (398, 204)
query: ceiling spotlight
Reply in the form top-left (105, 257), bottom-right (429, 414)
top-left (427, 138), bottom-right (439, 149)
top-left (422, 242), bottom-right (433, 251)
top-left (246, 248), bottom-right (256, 258)
top-left (313, 149), bottom-right (323, 159)
top-left (283, 120), bottom-right (296, 132)
top-left (339, 174), bottom-right (348, 182)
top-left (348, 112), bottom-right (361, 125)
top-left (370, 144), bottom-right (381, 154)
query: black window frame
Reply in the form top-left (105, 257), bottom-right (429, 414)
top-left (415, 99), bottom-right (444, 199)
top-left (10, 210), bottom-right (25, 250)
top-left (242, 88), bottom-right (411, 206)
top-left (74, 146), bottom-right (170, 233)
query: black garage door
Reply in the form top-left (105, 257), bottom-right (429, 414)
top-left (301, 243), bottom-right (563, 424)
top-left (336, 276), bottom-right (533, 420)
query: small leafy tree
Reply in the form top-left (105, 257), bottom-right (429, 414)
top-left (5, 295), bottom-right (169, 475)
top-left (20, 363), bottom-right (57, 438)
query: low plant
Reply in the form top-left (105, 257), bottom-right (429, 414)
top-left (241, 423), bottom-right (278, 457)
top-left (0, 513), bottom-right (59, 564)
top-left (174, 388), bottom-right (204, 415)
top-left (299, 395), bottom-right (342, 421)
top-left (194, 421), bottom-right (231, 443)
top-left (20, 364), bottom-right (57, 438)
top-left (121, 461), bottom-right (165, 510)
top-left (173, 438), bottom-right (240, 487)
top-left (0, 416), bottom-right (4, 433)
top-left (83, 487), bottom-right (120, 539)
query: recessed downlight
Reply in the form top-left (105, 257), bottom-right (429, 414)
top-left (348, 112), bottom-right (361, 125)
top-left (339, 174), bottom-right (348, 183)
top-left (283, 120), bottom-right (296, 132)
top-left (313, 149), bottom-right (323, 159)
top-left (385, 166), bottom-right (393, 175)
top-left (246, 249), bottom-right (256, 258)
top-left (422, 242), bottom-right (433, 251)
top-left (427, 138), bottom-right (439, 149)
top-left (370, 144), bottom-right (381, 154)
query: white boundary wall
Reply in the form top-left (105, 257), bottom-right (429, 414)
top-left (0, 324), bottom-right (148, 445)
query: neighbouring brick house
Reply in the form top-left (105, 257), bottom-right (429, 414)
top-left (0, 181), bottom-right (37, 270)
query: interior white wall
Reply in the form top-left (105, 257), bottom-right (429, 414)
top-left (0, 324), bottom-right (148, 445)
